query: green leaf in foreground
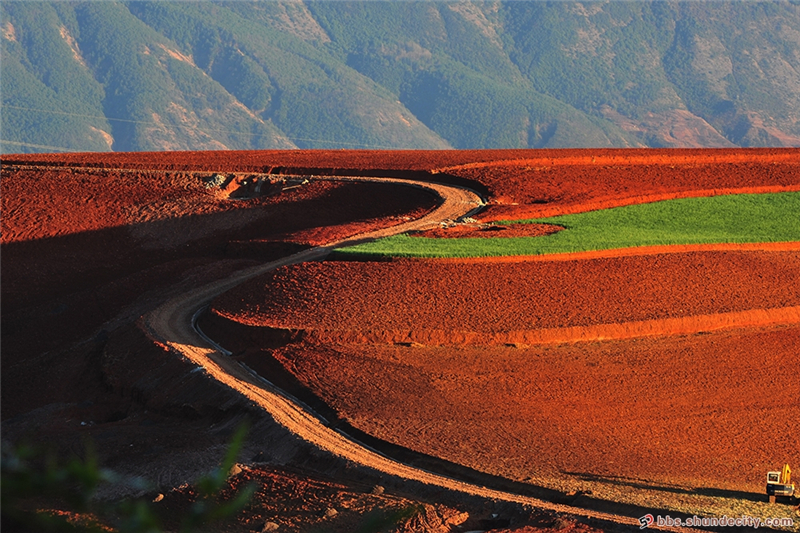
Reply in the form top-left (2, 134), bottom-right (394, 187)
top-left (1, 422), bottom-right (254, 533)
top-left (336, 192), bottom-right (800, 259)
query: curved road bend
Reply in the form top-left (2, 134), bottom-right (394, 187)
top-left (142, 176), bottom-right (690, 533)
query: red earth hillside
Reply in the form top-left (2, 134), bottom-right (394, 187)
top-left (204, 252), bottom-right (800, 500)
top-left (4, 148), bottom-right (800, 529)
top-left (197, 148), bottom-right (800, 509)
top-left (0, 159), bottom-right (437, 420)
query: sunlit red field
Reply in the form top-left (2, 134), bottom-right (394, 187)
top-left (195, 148), bottom-right (800, 509)
top-left (204, 254), bottom-right (800, 495)
top-left (211, 253), bottom-right (800, 343)
top-left (13, 148), bottom-right (800, 222)
top-left (4, 148), bottom-right (800, 528)
top-left (258, 328), bottom-right (798, 489)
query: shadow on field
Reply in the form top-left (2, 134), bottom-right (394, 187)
top-left (0, 174), bottom-right (437, 421)
top-left (564, 470), bottom-right (768, 504)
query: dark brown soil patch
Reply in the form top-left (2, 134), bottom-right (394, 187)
top-left (410, 223), bottom-right (563, 239)
top-left (1, 166), bottom-right (437, 420)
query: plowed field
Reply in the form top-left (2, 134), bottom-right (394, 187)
top-left (210, 252), bottom-right (800, 344)
top-left (258, 327), bottom-right (800, 499)
top-left (8, 147), bottom-right (799, 173)
top-left (207, 250), bottom-right (800, 511)
top-left (0, 161), bottom-right (437, 419)
top-left (199, 148), bottom-right (800, 519)
top-left (5, 148), bottom-right (800, 529)
top-left (10, 148), bottom-right (800, 222)
top-left (456, 163), bottom-right (800, 221)
top-left (0, 166), bottom-right (437, 245)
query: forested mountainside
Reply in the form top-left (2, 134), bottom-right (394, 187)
top-left (3, 1), bottom-right (800, 153)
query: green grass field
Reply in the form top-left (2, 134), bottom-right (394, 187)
top-left (335, 192), bottom-right (800, 259)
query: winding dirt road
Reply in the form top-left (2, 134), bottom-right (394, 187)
top-left (141, 176), bottom-right (694, 532)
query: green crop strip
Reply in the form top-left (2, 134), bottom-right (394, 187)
top-left (335, 192), bottom-right (800, 259)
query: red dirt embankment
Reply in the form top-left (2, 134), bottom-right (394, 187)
top-left (0, 167), bottom-right (437, 245)
top-left (209, 251), bottom-right (800, 346)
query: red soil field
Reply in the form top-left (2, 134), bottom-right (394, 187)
top-left (4, 148), bottom-right (800, 528)
top-left (257, 326), bottom-right (800, 493)
top-left (8, 147), bottom-right (798, 173)
top-left (449, 164), bottom-right (800, 221)
top-left (195, 148), bottom-right (800, 509)
top-left (1, 165), bottom-right (436, 313)
top-left (206, 250), bottom-right (800, 496)
top-left (210, 252), bottom-right (800, 345)
top-left (1, 162), bottom-right (437, 420)
top-left (10, 148), bottom-right (800, 223)
top-left (0, 166), bottom-right (437, 245)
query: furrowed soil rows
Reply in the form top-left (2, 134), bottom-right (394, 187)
top-left (255, 327), bottom-right (800, 498)
top-left (209, 252), bottom-right (800, 344)
top-left (5, 148), bottom-right (800, 530)
top-left (9, 147), bottom-right (799, 173)
top-left (0, 167), bottom-right (437, 245)
top-left (448, 162), bottom-right (800, 221)
top-left (0, 161), bottom-right (438, 419)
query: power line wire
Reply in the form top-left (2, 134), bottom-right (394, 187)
top-left (1, 104), bottom-right (407, 150)
top-left (1, 139), bottom-right (83, 153)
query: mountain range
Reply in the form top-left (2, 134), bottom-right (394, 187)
top-left (2, 1), bottom-right (800, 153)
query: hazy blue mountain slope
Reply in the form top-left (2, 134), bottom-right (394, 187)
top-left (504, 1), bottom-right (732, 147)
top-left (504, 1), bottom-right (800, 147)
top-left (126, 1), bottom-right (449, 149)
top-left (1, 2), bottom-right (111, 152)
top-left (2, 1), bottom-right (799, 153)
top-left (663, 2), bottom-right (800, 147)
top-left (308, 1), bottom-right (636, 148)
top-left (72, 2), bottom-right (294, 151)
